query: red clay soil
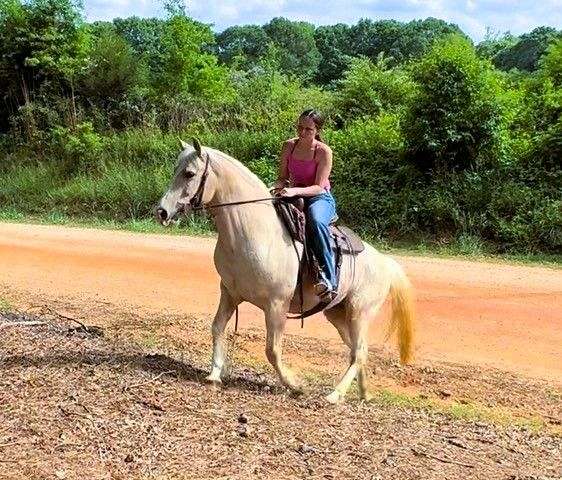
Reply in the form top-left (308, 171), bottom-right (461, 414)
top-left (0, 222), bottom-right (560, 383)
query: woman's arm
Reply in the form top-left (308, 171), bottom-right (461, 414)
top-left (281, 146), bottom-right (332, 197)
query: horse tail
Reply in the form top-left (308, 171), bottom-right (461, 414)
top-left (385, 257), bottom-right (415, 365)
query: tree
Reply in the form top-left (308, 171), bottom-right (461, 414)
top-left (112, 16), bottom-right (167, 71)
top-left (335, 56), bottom-right (415, 122)
top-left (405, 35), bottom-right (505, 172)
top-left (476, 28), bottom-right (517, 60)
top-left (80, 27), bottom-right (146, 104)
top-left (349, 17), bottom-right (465, 64)
top-left (156, 13), bottom-right (233, 101)
top-left (493, 26), bottom-right (561, 72)
top-left (538, 37), bottom-right (562, 87)
top-left (313, 24), bottom-right (353, 85)
top-left (350, 19), bottom-right (402, 60)
top-left (263, 17), bottom-right (321, 80)
top-left (215, 25), bottom-right (270, 68)
top-left (517, 38), bottom-right (562, 173)
top-left (0, 0), bottom-right (90, 132)
top-left (398, 18), bottom-right (467, 60)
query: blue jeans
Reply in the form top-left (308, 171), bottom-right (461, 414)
top-left (305, 191), bottom-right (337, 290)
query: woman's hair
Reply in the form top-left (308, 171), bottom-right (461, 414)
top-left (299, 109), bottom-right (324, 142)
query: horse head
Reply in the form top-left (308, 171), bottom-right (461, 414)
top-left (156, 138), bottom-right (216, 226)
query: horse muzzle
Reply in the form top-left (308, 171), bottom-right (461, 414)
top-left (156, 207), bottom-right (172, 226)
top-left (156, 200), bottom-right (192, 227)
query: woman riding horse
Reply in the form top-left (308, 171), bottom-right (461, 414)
top-left (274, 109), bottom-right (338, 301)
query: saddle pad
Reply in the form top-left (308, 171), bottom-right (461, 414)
top-left (329, 225), bottom-right (364, 254)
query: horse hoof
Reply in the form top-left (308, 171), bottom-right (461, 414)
top-left (289, 387), bottom-right (306, 398)
top-left (205, 376), bottom-right (222, 390)
top-left (360, 392), bottom-right (373, 403)
top-left (325, 391), bottom-right (343, 404)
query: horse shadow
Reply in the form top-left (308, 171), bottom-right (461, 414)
top-left (0, 343), bottom-right (282, 395)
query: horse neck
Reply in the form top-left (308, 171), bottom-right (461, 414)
top-left (208, 152), bottom-right (282, 248)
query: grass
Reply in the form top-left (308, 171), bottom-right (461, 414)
top-left (0, 209), bottom-right (214, 237)
top-left (374, 235), bottom-right (562, 268)
top-left (371, 389), bottom-right (550, 433)
top-left (0, 297), bottom-right (13, 311)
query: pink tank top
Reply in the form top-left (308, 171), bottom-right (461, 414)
top-left (287, 141), bottom-right (330, 190)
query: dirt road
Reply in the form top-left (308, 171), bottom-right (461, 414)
top-left (0, 222), bottom-right (561, 383)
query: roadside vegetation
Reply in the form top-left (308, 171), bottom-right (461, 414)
top-left (0, 1), bottom-right (560, 260)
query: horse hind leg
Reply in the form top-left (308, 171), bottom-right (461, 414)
top-left (324, 302), bottom-right (379, 403)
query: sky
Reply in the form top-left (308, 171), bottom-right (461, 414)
top-left (83, 0), bottom-right (562, 42)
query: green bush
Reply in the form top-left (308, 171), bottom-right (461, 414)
top-left (487, 179), bottom-right (561, 251)
top-left (328, 114), bottom-right (410, 237)
top-left (335, 56), bottom-right (416, 123)
top-left (49, 122), bottom-right (103, 175)
top-left (405, 35), bottom-right (506, 173)
top-left (230, 68), bottom-right (335, 132)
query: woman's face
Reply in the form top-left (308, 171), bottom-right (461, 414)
top-left (296, 116), bottom-right (317, 142)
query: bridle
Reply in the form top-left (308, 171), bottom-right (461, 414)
top-left (188, 151), bottom-right (212, 211)
top-left (185, 151), bottom-right (281, 212)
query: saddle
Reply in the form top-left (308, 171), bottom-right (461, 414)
top-left (275, 198), bottom-right (364, 254)
top-left (274, 197), bottom-right (365, 320)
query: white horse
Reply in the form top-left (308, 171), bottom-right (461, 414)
top-left (157, 139), bottom-right (414, 403)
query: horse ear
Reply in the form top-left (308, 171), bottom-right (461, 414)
top-left (180, 139), bottom-right (189, 150)
top-left (192, 137), bottom-right (202, 156)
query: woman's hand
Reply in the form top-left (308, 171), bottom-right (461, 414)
top-left (271, 179), bottom-right (289, 195)
top-left (279, 187), bottom-right (299, 197)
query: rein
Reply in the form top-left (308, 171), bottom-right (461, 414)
top-left (188, 151), bottom-right (282, 212)
top-left (191, 196), bottom-right (281, 211)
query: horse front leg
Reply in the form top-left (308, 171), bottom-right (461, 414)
top-left (205, 282), bottom-right (238, 386)
top-left (265, 302), bottom-right (304, 394)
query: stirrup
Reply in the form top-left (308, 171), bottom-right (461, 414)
top-left (320, 290), bottom-right (337, 302)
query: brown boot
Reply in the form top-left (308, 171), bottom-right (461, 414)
top-left (314, 281), bottom-right (336, 302)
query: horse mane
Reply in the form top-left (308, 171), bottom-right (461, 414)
top-left (206, 147), bottom-right (270, 194)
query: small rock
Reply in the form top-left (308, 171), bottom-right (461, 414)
top-left (237, 424), bottom-right (249, 437)
top-left (438, 389), bottom-right (452, 398)
top-left (55, 471), bottom-right (66, 480)
top-left (381, 455), bottom-right (396, 467)
top-left (238, 413), bottom-right (248, 424)
top-left (421, 366), bottom-right (437, 374)
top-left (297, 444), bottom-right (317, 454)
top-left (124, 454), bottom-right (134, 463)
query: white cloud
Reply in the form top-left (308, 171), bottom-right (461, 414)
top-left (84, 0), bottom-right (162, 22)
top-left (83, 0), bottom-right (562, 41)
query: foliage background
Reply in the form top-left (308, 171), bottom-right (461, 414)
top-left (0, 1), bottom-right (560, 254)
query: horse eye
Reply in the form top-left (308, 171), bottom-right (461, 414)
top-left (185, 171), bottom-right (195, 179)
